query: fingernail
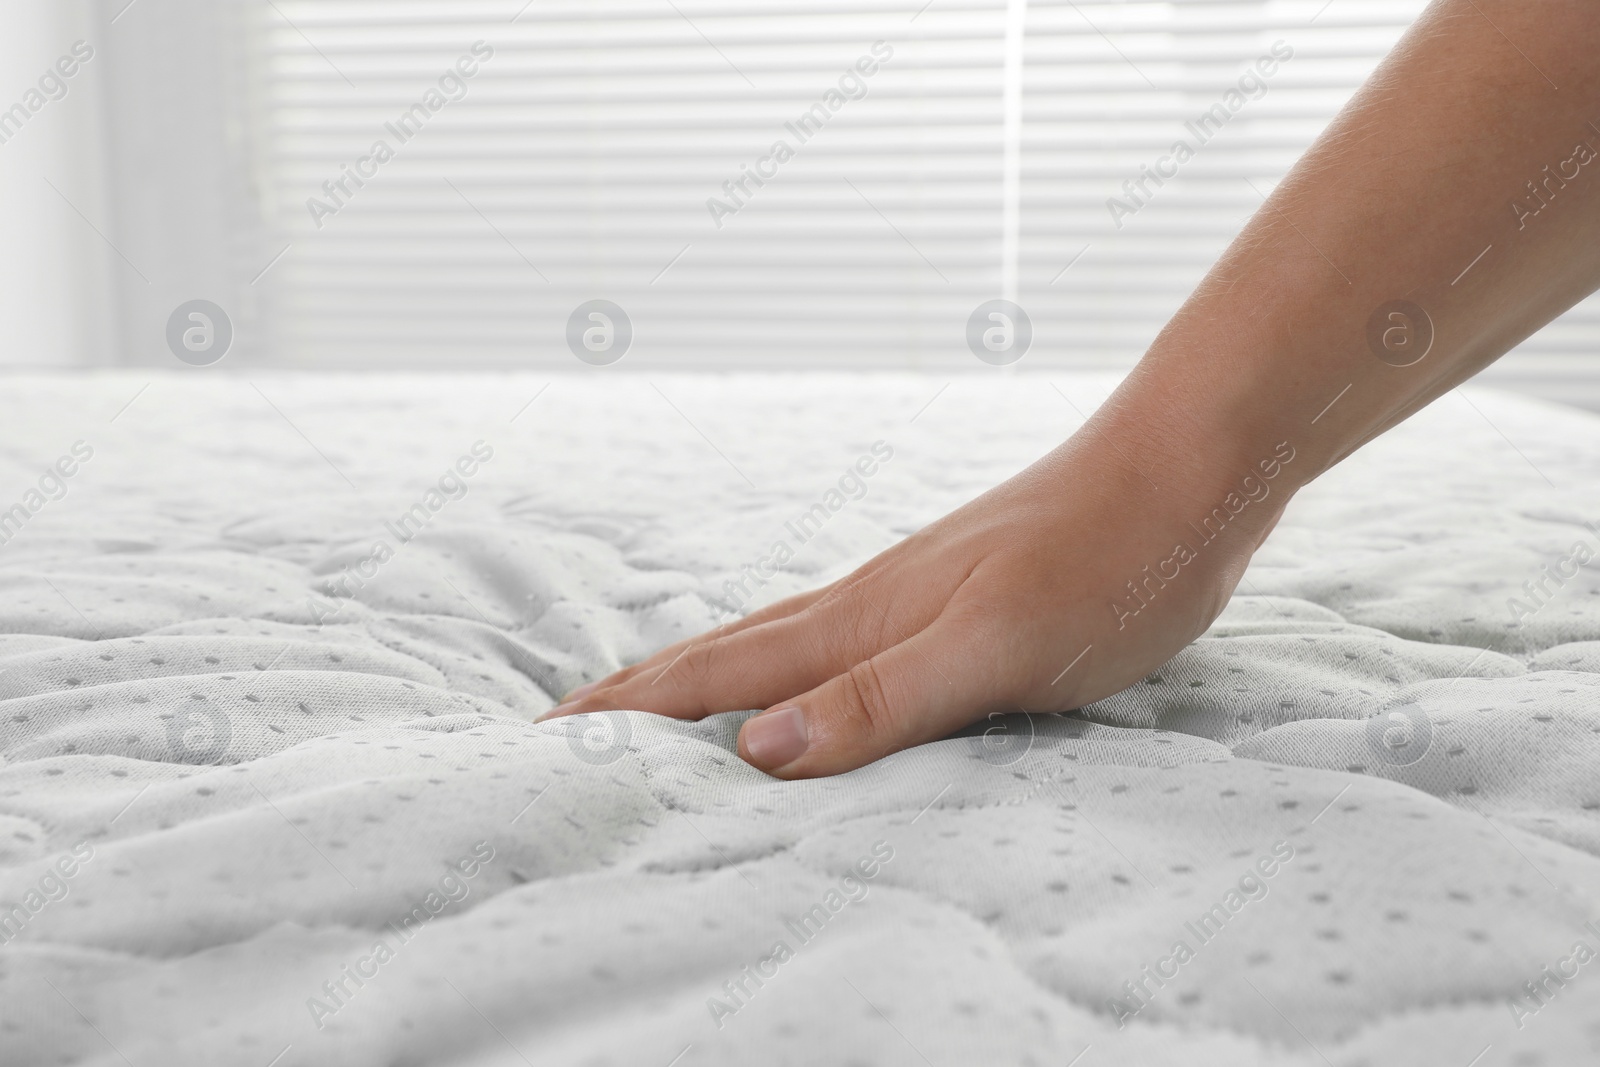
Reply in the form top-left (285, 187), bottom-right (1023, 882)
top-left (564, 681), bottom-right (600, 702)
top-left (743, 705), bottom-right (809, 770)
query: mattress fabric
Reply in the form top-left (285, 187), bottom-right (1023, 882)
top-left (1, 372), bottom-right (1598, 1067)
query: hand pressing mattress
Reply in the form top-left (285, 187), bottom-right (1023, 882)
top-left (0, 372), bottom-right (1597, 1066)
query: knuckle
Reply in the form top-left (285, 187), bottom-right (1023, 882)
top-left (810, 588), bottom-right (891, 661)
top-left (651, 638), bottom-right (722, 713)
top-left (850, 607), bottom-right (892, 655)
top-left (813, 569), bottom-right (871, 615)
top-left (839, 657), bottom-right (900, 741)
top-left (594, 666), bottom-right (638, 692)
top-left (580, 678), bottom-right (632, 713)
top-left (788, 600), bottom-right (851, 662)
top-left (600, 650), bottom-right (676, 696)
top-left (683, 638), bottom-right (723, 681)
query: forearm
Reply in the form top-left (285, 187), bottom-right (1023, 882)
top-left (1106, 0), bottom-right (1600, 494)
top-left (568, 0), bottom-right (1600, 778)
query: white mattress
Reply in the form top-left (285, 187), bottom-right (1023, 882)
top-left (2, 372), bottom-right (1598, 1066)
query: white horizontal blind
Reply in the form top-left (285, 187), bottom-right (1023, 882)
top-left (253, 0), bottom-right (1027, 367)
top-left (242, 0), bottom-right (1600, 373)
top-left (1016, 0), bottom-right (1422, 367)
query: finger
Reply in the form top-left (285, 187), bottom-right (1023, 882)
top-left (548, 558), bottom-right (956, 722)
top-left (548, 584), bottom-right (896, 723)
top-left (737, 611), bottom-right (997, 780)
top-left (610, 541), bottom-right (922, 698)
top-left (555, 584), bottom-right (834, 704)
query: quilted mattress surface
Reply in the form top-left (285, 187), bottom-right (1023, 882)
top-left (1, 372), bottom-right (1598, 1067)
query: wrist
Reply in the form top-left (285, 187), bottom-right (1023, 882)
top-left (1092, 355), bottom-right (1310, 525)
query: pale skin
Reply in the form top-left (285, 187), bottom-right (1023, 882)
top-left (546, 0), bottom-right (1600, 778)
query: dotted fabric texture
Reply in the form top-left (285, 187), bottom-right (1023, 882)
top-left (1, 373), bottom-right (1598, 1067)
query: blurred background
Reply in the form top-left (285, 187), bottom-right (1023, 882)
top-left (5, 0), bottom-right (1596, 405)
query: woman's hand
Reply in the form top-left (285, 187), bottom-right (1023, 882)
top-left (550, 0), bottom-right (1600, 779)
top-left (544, 392), bottom-right (1296, 779)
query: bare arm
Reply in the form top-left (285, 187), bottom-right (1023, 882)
top-left (549, 0), bottom-right (1600, 779)
top-left (1137, 0), bottom-right (1600, 486)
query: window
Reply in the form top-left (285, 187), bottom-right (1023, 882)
top-left (81, 0), bottom-right (1600, 393)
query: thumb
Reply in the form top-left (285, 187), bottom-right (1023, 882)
top-left (736, 615), bottom-right (991, 779)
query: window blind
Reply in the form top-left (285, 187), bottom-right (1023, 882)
top-left (242, 0), bottom-right (1600, 376)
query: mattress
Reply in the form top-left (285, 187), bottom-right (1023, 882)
top-left (1, 371), bottom-right (1598, 1067)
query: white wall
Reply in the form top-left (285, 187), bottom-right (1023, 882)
top-left (0, 0), bottom-right (112, 367)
